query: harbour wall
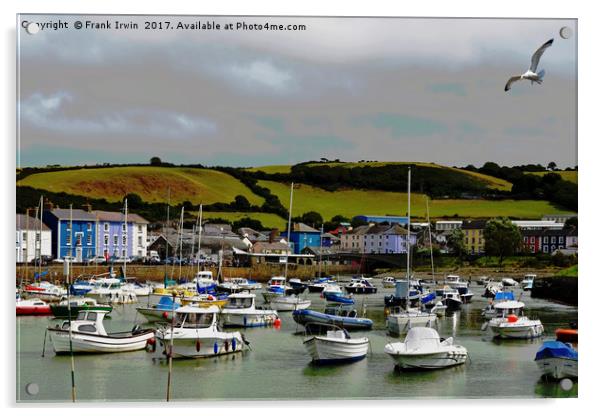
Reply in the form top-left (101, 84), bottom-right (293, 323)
top-left (531, 276), bottom-right (578, 306)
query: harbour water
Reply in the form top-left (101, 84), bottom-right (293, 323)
top-left (16, 284), bottom-right (577, 402)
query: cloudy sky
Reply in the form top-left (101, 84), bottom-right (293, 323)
top-left (17, 15), bottom-right (577, 168)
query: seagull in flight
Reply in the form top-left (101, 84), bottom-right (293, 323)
top-left (505, 38), bottom-right (554, 92)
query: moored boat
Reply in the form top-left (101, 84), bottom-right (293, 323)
top-left (47, 309), bottom-right (154, 354)
top-left (136, 295), bottom-right (181, 323)
top-left (535, 340), bottom-right (578, 380)
top-left (384, 327), bottom-right (468, 370)
top-left (485, 300), bottom-right (544, 339)
top-left (345, 277), bottom-right (377, 294)
top-left (303, 323), bottom-right (370, 364)
top-left (50, 297), bottom-right (112, 319)
top-left (220, 292), bottom-right (278, 327)
top-left (270, 295), bottom-right (311, 312)
top-left (16, 297), bottom-right (52, 315)
top-left (154, 305), bottom-right (245, 359)
top-left (293, 304), bottom-right (373, 330)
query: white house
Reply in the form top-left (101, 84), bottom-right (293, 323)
top-left (435, 221), bottom-right (462, 231)
top-left (16, 213), bottom-right (52, 263)
top-left (130, 214), bottom-right (149, 258)
top-left (341, 224), bottom-right (417, 254)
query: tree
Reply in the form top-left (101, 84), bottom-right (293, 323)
top-left (547, 161), bottom-right (557, 171)
top-left (447, 228), bottom-right (466, 259)
top-left (299, 211), bottom-right (323, 228)
top-left (150, 157), bottom-right (162, 166)
top-left (124, 193), bottom-right (144, 208)
top-left (563, 217), bottom-right (577, 231)
top-left (484, 218), bottom-right (523, 266)
top-left (233, 195), bottom-right (251, 211)
top-left (233, 217), bottom-right (264, 231)
top-left (350, 217), bottom-right (368, 229)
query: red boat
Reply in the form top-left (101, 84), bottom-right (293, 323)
top-left (555, 327), bottom-right (578, 344)
top-left (16, 298), bottom-right (52, 315)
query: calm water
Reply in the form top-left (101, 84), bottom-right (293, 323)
top-left (16, 284), bottom-right (578, 402)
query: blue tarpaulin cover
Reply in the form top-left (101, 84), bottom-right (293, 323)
top-left (157, 296), bottom-right (180, 310)
top-left (535, 341), bottom-right (578, 361)
top-left (421, 292), bottom-right (436, 304)
top-left (494, 291), bottom-right (515, 301)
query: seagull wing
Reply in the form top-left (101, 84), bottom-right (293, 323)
top-left (504, 76), bottom-right (522, 92)
top-left (530, 38), bottom-right (554, 72)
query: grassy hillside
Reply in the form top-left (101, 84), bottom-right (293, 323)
top-left (258, 179), bottom-right (575, 220)
top-left (18, 167), bottom-right (265, 205)
top-left (530, 171), bottom-right (578, 184)
top-left (244, 165), bottom-right (292, 174)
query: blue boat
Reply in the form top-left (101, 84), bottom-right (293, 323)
top-left (535, 341), bottom-right (578, 380)
top-left (323, 292), bottom-right (355, 305)
top-left (292, 306), bottom-right (373, 330)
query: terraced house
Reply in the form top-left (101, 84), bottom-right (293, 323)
top-left (92, 210), bottom-right (149, 259)
top-left (462, 220), bottom-right (487, 255)
top-left (42, 208), bottom-right (97, 261)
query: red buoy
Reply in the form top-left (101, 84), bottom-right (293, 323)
top-left (274, 318), bottom-right (282, 330)
top-left (195, 339), bottom-right (201, 352)
top-left (162, 311), bottom-right (169, 319)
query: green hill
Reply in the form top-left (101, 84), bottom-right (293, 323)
top-left (530, 171), bottom-right (578, 184)
top-left (257, 179), bottom-right (575, 220)
top-left (18, 166), bottom-right (264, 205)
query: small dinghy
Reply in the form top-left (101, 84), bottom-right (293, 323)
top-left (220, 292), bottom-right (278, 327)
top-left (47, 309), bottom-right (154, 354)
top-left (293, 304), bottom-right (373, 330)
top-left (136, 296), bottom-right (181, 323)
top-left (323, 291), bottom-right (355, 305)
top-left (345, 277), bottom-right (377, 294)
top-left (535, 340), bottom-right (578, 380)
top-left (382, 276), bottom-right (397, 288)
top-left (16, 297), bottom-right (52, 316)
top-left (384, 327), bottom-right (467, 370)
top-left (440, 287), bottom-right (463, 311)
top-left (154, 305), bottom-right (244, 359)
top-left (270, 294), bottom-right (311, 312)
top-left (303, 323), bottom-right (370, 364)
top-left (483, 281), bottom-right (504, 298)
top-left (51, 297), bottom-right (112, 319)
top-left (308, 277), bottom-right (334, 293)
top-left (502, 278), bottom-right (519, 287)
top-left (386, 306), bottom-right (438, 335)
top-left (484, 300), bottom-right (544, 339)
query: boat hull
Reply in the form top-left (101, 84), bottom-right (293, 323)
top-left (270, 298), bottom-right (311, 312)
top-left (16, 305), bottom-right (52, 315)
top-left (293, 309), bottom-right (373, 330)
top-left (386, 314), bottom-right (437, 335)
top-left (48, 328), bottom-right (154, 354)
top-left (345, 287), bottom-right (377, 294)
top-left (489, 320), bottom-right (544, 339)
top-left (536, 357), bottom-right (578, 380)
top-left (155, 332), bottom-right (243, 359)
top-left (136, 307), bottom-right (174, 323)
top-left (304, 336), bottom-right (369, 363)
top-left (220, 311), bottom-right (278, 327)
top-left (386, 350), bottom-right (467, 369)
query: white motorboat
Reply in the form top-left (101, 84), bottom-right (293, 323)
top-left (322, 283), bottom-right (343, 297)
top-left (535, 341), bottom-right (578, 380)
top-left (154, 305), bottom-right (244, 359)
top-left (384, 327), bottom-right (468, 370)
top-left (484, 300), bottom-right (544, 339)
top-left (47, 309), bottom-right (154, 354)
top-left (345, 277), bottom-right (378, 294)
top-left (386, 306), bottom-right (438, 335)
top-left (444, 275), bottom-right (469, 290)
top-left (270, 295), bottom-right (311, 312)
top-left (475, 276), bottom-right (491, 286)
top-left (460, 290), bottom-right (474, 304)
top-left (262, 276), bottom-right (294, 302)
top-left (303, 323), bottom-right (370, 364)
top-left (220, 292), bottom-right (278, 327)
top-left (502, 277), bottom-right (519, 287)
top-left (121, 281), bottom-right (153, 296)
top-left (481, 291), bottom-right (515, 319)
top-left (483, 281), bottom-right (504, 298)
top-left (217, 280), bottom-right (244, 294)
top-left (440, 287), bottom-right (463, 310)
top-left (86, 279), bottom-right (138, 304)
top-left (382, 276), bottom-right (397, 288)
top-left (521, 274), bottom-right (536, 291)
top-left (23, 281), bottom-right (67, 302)
top-left (227, 277), bottom-right (262, 291)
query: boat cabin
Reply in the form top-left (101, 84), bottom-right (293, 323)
top-left (174, 305), bottom-right (219, 328)
top-left (224, 293), bottom-right (256, 309)
top-left (493, 300), bottom-right (525, 317)
top-left (194, 271), bottom-right (214, 281)
top-left (268, 276), bottom-right (286, 286)
top-left (60, 309), bottom-right (109, 335)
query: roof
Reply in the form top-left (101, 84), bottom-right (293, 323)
top-left (16, 214), bottom-right (50, 231)
top-left (46, 208), bottom-right (97, 221)
top-left (354, 215), bottom-right (409, 225)
top-left (251, 241), bottom-right (290, 253)
top-left (291, 223), bottom-right (320, 233)
top-left (494, 300), bottom-right (525, 309)
top-left (462, 220), bottom-right (488, 230)
top-left (347, 225), bottom-right (371, 235)
top-left (93, 210), bottom-right (151, 223)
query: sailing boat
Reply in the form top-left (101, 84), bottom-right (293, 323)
top-left (386, 168), bottom-right (437, 335)
top-left (269, 183), bottom-right (311, 312)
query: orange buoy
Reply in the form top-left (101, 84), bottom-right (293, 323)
top-left (507, 314), bottom-right (518, 323)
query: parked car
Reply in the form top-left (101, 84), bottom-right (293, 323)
top-left (86, 256), bottom-right (106, 264)
top-left (53, 255), bottom-right (77, 263)
top-left (29, 255), bottom-right (52, 266)
top-left (113, 256), bottom-right (132, 264)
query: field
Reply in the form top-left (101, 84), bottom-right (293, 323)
top-left (530, 171), bottom-right (578, 184)
top-left (18, 167), bottom-right (265, 205)
top-left (244, 165), bottom-right (292, 174)
top-left (202, 212), bottom-right (287, 229)
top-left (258, 179), bottom-right (576, 220)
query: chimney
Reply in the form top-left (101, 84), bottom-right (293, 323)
top-left (269, 228), bottom-right (279, 243)
top-left (82, 203), bottom-right (92, 212)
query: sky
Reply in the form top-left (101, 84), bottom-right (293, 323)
top-left (17, 15), bottom-right (577, 168)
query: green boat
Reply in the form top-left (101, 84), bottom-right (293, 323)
top-left (50, 297), bottom-right (113, 319)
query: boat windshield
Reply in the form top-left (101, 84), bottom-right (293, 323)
top-left (226, 297), bottom-right (253, 309)
top-left (179, 312), bottom-right (214, 328)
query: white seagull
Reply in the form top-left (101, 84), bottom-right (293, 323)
top-left (505, 38), bottom-right (554, 92)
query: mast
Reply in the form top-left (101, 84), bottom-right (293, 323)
top-left (123, 198), bottom-right (128, 278)
top-left (426, 197), bottom-right (435, 280)
top-left (163, 187), bottom-right (171, 283)
top-left (196, 204), bottom-right (203, 275)
top-left (318, 224), bottom-right (323, 277)
top-left (406, 168), bottom-right (411, 311)
top-left (67, 204), bottom-right (76, 401)
top-left (284, 182), bottom-right (294, 280)
top-left (178, 207), bottom-right (184, 281)
top-left (23, 209), bottom-right (29, 284)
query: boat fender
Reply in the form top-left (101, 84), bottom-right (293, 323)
top-left (274, 318), bottom-right (281, 330)
top-left (213, 342), bottom-right (219, 354)
top-left (232, 338), bottom-right (237, 351)
top-left (243, 316), bottom-right (247, 327)
top-left (146, 337), bottom-right (156, 352)
top-left (507, 314), bottom-right (518, 323)
top-left (195, 339), bottom-right (201, 352)
top-left (162, 312), bottom-right (169, 320)
top-left (224, 340), bottom-right (229, 352)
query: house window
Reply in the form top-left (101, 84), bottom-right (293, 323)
top-left (75, 234), bottom-right (82, 246)
top-left (113, 235), bottom-right (118, 245)
top-left (551, 237), bottom-right (556, 244)
top-left (523, 237), bottom-right (528, 243)
top-left (531, 246), bottom-right (535, 253)
top-left (551, 245), bottom-right (556, 251)
top-left (122, 236), bottom-right (127, 245)
top-left (138, 236), bottom-right (142, 246)
top-left (87, 234), bottom-right (92, 245)
top-left (530, 237), bottom-right (535, 243)
top-left (104, 223), bottom-right (109, 232)
top-left (543, 236), bottom-right (548, 243)
top-left (543, 246), bottom-right (549, 253)
top-left (66, 234), bottom-right (71, 245)
top-left (559, 236), bottom-right (564, 244)
top-left (104, 235), bottom-right (109, 246)
top-left (87, 223), bottom-right (92, 231)
top-left (122, 224), bottom-right (126, 233)
top-left (122, 249), bottom-right (126, 257)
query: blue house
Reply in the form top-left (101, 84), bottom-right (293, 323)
top-left (282, 223), bottom-right (321, 254)
top-left (353, 215), bottom-right (409, 226)
top-left (43, 208), bottom-right (98, 261)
